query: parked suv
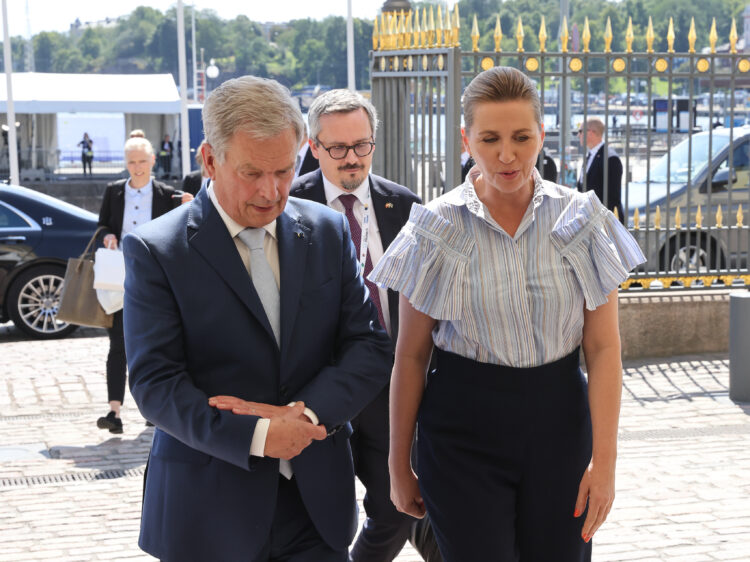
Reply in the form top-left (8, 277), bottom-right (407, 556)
top-left (627, 126), bottom-right (750, 272)
top-left (0, 185), bottom-right (98, 338)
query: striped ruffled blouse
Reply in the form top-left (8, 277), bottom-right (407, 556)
top-left (368, 168), bottom-right (646, 368)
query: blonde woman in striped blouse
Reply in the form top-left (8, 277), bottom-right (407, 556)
top-left (370, 66), bottom-right (645, 562)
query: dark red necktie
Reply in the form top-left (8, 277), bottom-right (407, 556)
top-left (338, 194), bottom-right (386, 331)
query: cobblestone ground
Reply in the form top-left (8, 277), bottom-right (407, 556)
top-left (0, 322), bottom-right (748, 561)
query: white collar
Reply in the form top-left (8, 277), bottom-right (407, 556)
top-left (207, 183), bottom-right (277, 240)
top-left (322, 173), bottom-right (371, 206)
top-left (125, 178), bottom-right (153, 195)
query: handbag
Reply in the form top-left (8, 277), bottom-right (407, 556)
top-left (57, 226), bottom-right (114, 329)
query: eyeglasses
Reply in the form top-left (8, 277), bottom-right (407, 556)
top-left (315, 140), bottom-right (376, 160)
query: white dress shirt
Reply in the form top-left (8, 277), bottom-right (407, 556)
top-left (121, 179), bottom-right (154, 238)
top-left (321, 173), bottom-right (392, 336)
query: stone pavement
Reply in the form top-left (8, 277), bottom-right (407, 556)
top-left (0, 322), bottom-right (748, 561)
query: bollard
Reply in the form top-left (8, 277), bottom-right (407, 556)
top-left (729, 292), bottom-right (750, 402)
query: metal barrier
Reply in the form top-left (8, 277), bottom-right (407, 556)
top-left (370, 8), bottom-right (750, 287)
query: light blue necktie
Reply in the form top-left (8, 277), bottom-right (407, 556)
top-left (237, 228), bottom-right (280, 346)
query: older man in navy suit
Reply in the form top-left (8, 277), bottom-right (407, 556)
top-left (122, 76), bottom-right (392, 562)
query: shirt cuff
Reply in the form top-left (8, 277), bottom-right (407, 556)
top-left (249, 418), bottom-right (270, 457)
top-left (288, 401), bottom-right (319, 425)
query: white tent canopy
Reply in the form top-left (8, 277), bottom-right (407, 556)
top-left (0, 73), bottom-right (181, 114)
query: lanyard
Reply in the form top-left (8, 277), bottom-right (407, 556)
top-left (353, 188), bottom-right (371, 276)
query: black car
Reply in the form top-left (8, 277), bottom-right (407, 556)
top-left (0, 184), bottom-right (98, 338)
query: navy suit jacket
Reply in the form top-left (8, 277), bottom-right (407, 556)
top-left (122, 189), bottom-right (392, 561)
top-left (291, 169), bottom-right (421, 343)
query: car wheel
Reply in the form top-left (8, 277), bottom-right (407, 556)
top-left (7, 265), bottom-right (79, 339)
top-left (662, 234), bottom-right (725, 274)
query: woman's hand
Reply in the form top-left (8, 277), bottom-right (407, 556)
top-left (103, 234), bottom-right (118, 250)
top-left (180, 192), bottom-right (194, 204)
top-left (574, 460), bottom-right (615, 543)
top-left (390, 464), bottom-right (426, 519)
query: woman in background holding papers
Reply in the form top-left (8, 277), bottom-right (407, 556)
top-left (370, 67), bottom-right (645, 561)
top-left (95, 137), bottom-right (192, 434)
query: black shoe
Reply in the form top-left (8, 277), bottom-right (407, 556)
top-left (97, 411), bottom-right (123, 434)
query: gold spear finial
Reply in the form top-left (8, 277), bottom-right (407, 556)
top-left (436, 5), bottom-right (444, 47)
top-left (373, 16), bottom-right (380, 51)
top-left (655, 206), bottom-right (662, 229)
top-left (667, 17), bottom-right (675, 53)
top-left (738, 204), bottom-right (744, 227)
top-left (696, 205), bottom-right (703, 228)
top-left (471, 15), bottom-right (480, 52)
top-left (405, 10), bottom-right (414, 49)
top-left (428, 6), bottom-right (436, 48)
top-left (686, 17), bottom-right (697, 54)
top-left (582, 17), bottom-right (591, 53)
top-left (730, 17), bottom-right (738, 54)
top-left (709, 18), bottom-right (717, 54)
top-left (625, 17), bottom-right (634, 53)
top-left (413, 8), bottom-right (421, 49)
top-left (604, 17), bottom-right (613, 53)
top-left (675, 207), bottom-right (682, 229)
top-left (633, 208), bottom-right (640, 230)
top-left (646, 17), bottom-right (655, 53)
top-left (494, 15), bottom-right (503, 52)
top-left (516, 16), bottom-right (525, 53)
top-left (399, 10), bottom-right (407, 49)
top-left (539, 15), bottom-right (548, 53)
top-left (444, 5), bottom-right (452, 47)
top-left (421, 7), bottom-right (428, 48)
top-left (560, 16), bottom-right (569, 53)
top-left (716, 205), bottom-right (723, 227)
top-left (453, 4), bottom-right (461, 48)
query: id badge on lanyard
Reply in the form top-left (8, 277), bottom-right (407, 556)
top-left (357, 190), bottom-right (371, 276)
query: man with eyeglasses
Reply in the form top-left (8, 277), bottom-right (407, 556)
top-left (291, 89), bottom-right (432, 562)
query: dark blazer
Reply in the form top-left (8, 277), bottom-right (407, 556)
top-left (122, 191), bottom-right (392, 561)
top-left (181, 170), bottom-right (203, 196)
top-left (297, 144), bottom-right (320, 177)
top-left (291, 169), bottom-right (421, 343)
top-left (576, 143), bottom-right (624, 222)
top-left (97, 178), bottom-right (180, 241)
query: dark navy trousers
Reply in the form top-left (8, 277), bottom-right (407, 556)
top-left (417, 348), bottom-right (593, 562)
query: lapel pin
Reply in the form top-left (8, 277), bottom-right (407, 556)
top-left (385, 202), bottom-right (394, 209)
top-left (296, 232), bottom-right (304, 239)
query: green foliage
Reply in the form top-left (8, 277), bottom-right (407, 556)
top-left (1, 1), bottom-right (744, 90)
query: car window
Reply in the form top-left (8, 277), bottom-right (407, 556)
top-left (708, 141), bottom-right (750, 193)
top-left (0, 204), bottom-right (31, 228)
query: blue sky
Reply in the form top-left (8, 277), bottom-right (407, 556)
top-left (3, 0), bottom-right (393, 36)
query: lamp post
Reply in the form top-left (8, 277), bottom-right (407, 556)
top-left (205, 59), bottom-right (220, 96)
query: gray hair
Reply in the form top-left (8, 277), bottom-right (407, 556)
top-left (202, 76), bottom-right (305, 163)
top-left (307, 89), bottom-right (379, 142)
top-left (462, 66), bottom-right (542, 132)
top-left (124, 137), bottom-right (154, 156)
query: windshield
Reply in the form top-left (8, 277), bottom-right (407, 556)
top-left (647, 134), bottom-right (729, 183)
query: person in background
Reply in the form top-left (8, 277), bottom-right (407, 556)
top-left (159, 134), bottom-right (174, 178)
top-left (181, 140), bottom-right (210, 196)
top-left (370, 66), bottom-right (645, 561)
top-left (129, 129), bottom-right (146, 138)
top-left (291, 89), bottom-right (436, 562)
top-left (95, 137), bottom-right (193, 434)
top-left (294, 125), bottom-right (320, 179)
top-left (78, 133), bottom-right (94, 176)
top-left (577, 118), bottom-right (624, 223)
top-left (122, 75), bottom-right (392, 561)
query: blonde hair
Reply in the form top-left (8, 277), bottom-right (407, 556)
top-left (202, 76), bottom-right (305, 163)
top-left (124, 137), bottom-right (154, 156)
top-left (129, 129), bottom-right (146, 138)
top-left (462, 66), bottom-right (542, 132)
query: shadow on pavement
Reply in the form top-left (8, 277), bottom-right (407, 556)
top-left (48, 428), bottom-right (152, 471)
top-left (0, 322), bottom-right (107, 343)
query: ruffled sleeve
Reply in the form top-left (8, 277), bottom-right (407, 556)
top-left (550, 192), bottom-right (646, 310)
top-left (368, 204), bottom-right (475, 319)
